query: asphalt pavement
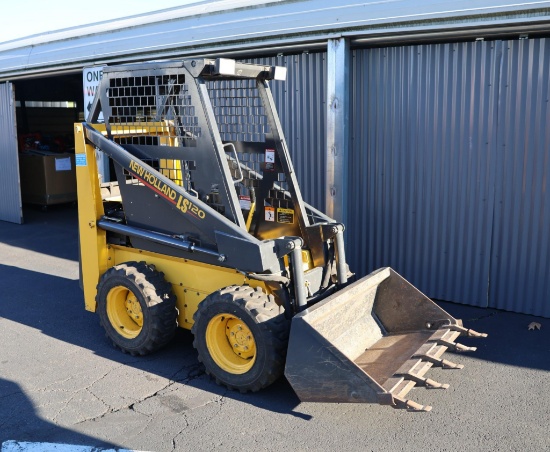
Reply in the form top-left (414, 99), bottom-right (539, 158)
top-left (0, 205), bottom-right (548, 452)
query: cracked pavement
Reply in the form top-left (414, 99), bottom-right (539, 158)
top-left (1, 206), bottom-right (549, 451)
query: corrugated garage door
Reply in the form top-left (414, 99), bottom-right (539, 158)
top-left (0, 82), bottom-right (22, 224)
top-left (490, 39), bottom-right (550, 317)
top-left (349, 39), bottom-right (549, 317)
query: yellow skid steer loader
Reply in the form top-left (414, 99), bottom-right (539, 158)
top-left (75, 58), bottom-right (485, 411)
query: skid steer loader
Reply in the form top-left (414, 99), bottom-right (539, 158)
top-left (76, 58), bottom-right (485, 411)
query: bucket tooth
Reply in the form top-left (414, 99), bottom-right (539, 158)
top-left (394, 397), bottom-right (432, 412)
top-left (388, 380), bottom-right (432, 411)
top-left (448, 324), bottom-right (488, 338)
top-left (437, 338), bottom-right (477, 352)
top-left (413, 343), bottom-right (464, 368)
top-left (419, 354), bottom-right (465, 369)
top-left (402, 373), bottom-right (450, 390)
top-left (413, 340), bottom-right (465, 369)
top-left (394, 358), bottom-right (449, 389)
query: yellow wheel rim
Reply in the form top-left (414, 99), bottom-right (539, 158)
top-left (106, 286), bottom-right (143, 339)
top-left (205, 313), bottom-right (256, 374)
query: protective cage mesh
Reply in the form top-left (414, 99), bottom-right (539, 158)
top-left (104, 75), bottom-right (273, 146)
top-left (207, 79), bottom-right (268, 142)
top-left (209, 79), bottom-right (291, 196)
top-left (106, 72), bottom-right (201, 146)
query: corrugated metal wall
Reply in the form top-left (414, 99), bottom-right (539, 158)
top-left (349, 39), bottom-right (550, 317)
top-left (491, 39), bottom-right (550, 316)
top-left (247, 52), bottom-right (327, 210)
top-left (0, 82), bottom-right (22, 224)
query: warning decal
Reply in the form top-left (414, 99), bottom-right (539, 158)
top-left (277, 208), bottom-right (294, 224)
top-left (265, 206), bottom-right (275, 222)
top-left (265, 148), bottom-right (276, 171)
top-left (239, 195), bottom-right (251, 210)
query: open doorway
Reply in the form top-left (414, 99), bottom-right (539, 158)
top-left (13, 73), bottom-right (83, 217)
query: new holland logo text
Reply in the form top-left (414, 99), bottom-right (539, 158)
top-left (128, 160), bottom-right (205, 220)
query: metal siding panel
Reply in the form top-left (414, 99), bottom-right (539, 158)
top-left (348, 42), bottom-right (498, 307)
top-left (0, 82), bottom-right (22, 224)
top-left (246, 53), bottom-right (327, 210)
top-left (491, 38), bottom-right (550, 317)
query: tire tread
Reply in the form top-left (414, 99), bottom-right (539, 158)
top-left (96, 261), bottom-right (177, 356)
top-left (192, 285), bottom-right (289, 392)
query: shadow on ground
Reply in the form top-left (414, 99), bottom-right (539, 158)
top-left (437, 300), bottom-right (549, 371)
top-left (0, 378), bottom-right (124, 447)
top-left (0, 205), bottom-right (308, 448)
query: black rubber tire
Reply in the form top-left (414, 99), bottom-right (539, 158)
top-left (96, 261), bottom-right (177, 356)
top-left (192, 285), bottom-right (290, 393)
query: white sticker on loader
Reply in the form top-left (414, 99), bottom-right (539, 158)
top-left (265, 148), bottom-right (276, 171)
top-left (239, 195), bottom-right (251, 210)
top-left (265, 206), bottom-right (275, 221)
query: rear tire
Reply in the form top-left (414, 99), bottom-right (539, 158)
top-left (192, 285), bottom-right (289, 392)
top-left (96, 261), bottom-right (177, 356)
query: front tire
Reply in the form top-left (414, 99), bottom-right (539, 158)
top-left (192, 285), bottom-right (289, 392)
top-left (96, 261), bottom-right (177, 355)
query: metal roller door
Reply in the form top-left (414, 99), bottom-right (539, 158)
top-left (0, 82), bottom-right (22, 224)
top-left (348, 39), bottom-right (549, 317)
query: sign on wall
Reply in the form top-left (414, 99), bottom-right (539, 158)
top-left (83, 66), bottom-right (103, 122)
top-left (82, 66), bottom-right (110, 182)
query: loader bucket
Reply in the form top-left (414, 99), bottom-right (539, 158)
top-left (284, 267), bottom-right (486, 411)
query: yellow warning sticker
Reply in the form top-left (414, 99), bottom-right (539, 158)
top-left (277, 207), bottom-right (294, 224)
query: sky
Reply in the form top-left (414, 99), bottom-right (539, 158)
top-left (0, 0), bottom-right (201, 44)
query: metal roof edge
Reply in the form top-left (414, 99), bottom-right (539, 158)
top-left (1, 1), bottom-right (550, 79)
top-left (0, 0), bottom-right (285, 51)
top-left (346, 15), bottom-right (550, 42)
top-left (0, 35), bottom-right (331, 82)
